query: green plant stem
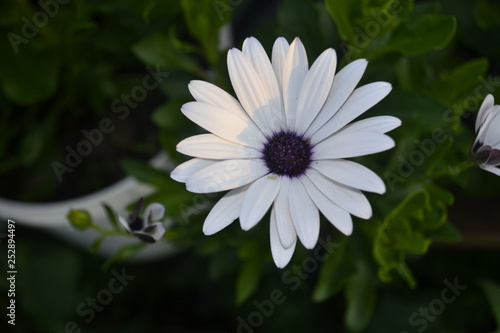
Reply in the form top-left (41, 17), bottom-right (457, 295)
top-left (90, 224), bottom-right (127, 237)
top-left (434, 159), bottom-right (476, 178)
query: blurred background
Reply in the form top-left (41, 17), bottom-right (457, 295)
top-left (1, 0), bottom-right (500, 332)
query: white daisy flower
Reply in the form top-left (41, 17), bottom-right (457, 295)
top-left (118, 198), bottom-right (166, 243)
top-left (472, 94), bottom-right (500, 176)
top-left (171, 36), bottom-right (400, 268)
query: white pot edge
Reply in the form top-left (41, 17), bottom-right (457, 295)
top-left (0, 152), bottom-right (178, 261)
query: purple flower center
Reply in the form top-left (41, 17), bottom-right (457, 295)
top-left (262, 130), bottom-right (312, 177)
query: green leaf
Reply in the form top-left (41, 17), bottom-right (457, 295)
top-left (326, 0), bottom-right (413, 60)
top-left (474, 0), bottom-right (500, 30)
top-left (102, 243), bottom-right (145, 271)
top-left (17, 247), bottom-right (82, 329)
top-left (0, 41), bottom-right (60, 105)
top-left (344, 260), bottom-right (378, 332)
top-left (394, 56), bottom-right (433, 92)
top-left (427, 222), bottom-right (462, 243)
top-left (479, 279), bottom-right (500, 333)
top-left (360, 0), bottom-right (413, 31)
top-left (67, 209), bottom-right (92, 230)
top-left (431, 58), bottom-right (489, 107)
top-left (89, 236), bottom-right (105, 254)
top-left (238, 240), bottom-right (261, 259)
top-left (121, 158), bottom-right (170, 187)
top-left (425, 135), bottom-right (454, 177)
top-left (180, 0), bottom-right (229, 66)
top-left (374, 238), bottom-right (415, 287)
top-left (391, 225), bottom-right (431, 253)
top-left (373, 89), bottom-right (448, 134)
top-left (152, 99), bottom-right (189, 130)
top-left (313, 238), bottom-right (355, 302)
top-left (18, 125), bottom-right (46, 166)
top-left (439, 58), bottom-right (489, 92)
top-left (374, 183), bottom-right (454, 287)
top-left (410, 1), bottom-right (441, 17)
top-left (102, 202), bottom-right (120, 231)
top-left (380, 14), bottom-right (456, 56)
top-left (132, 33), bottom-right (202, 76)
top-left (361, 0), bottom-right (394, 15)
top-left (325, 0), bottom-right (360, 42)
top-left (235, 258), bottom-right (262, 304)
top-left (145, 185), bottom-right (201, 225)
top-left (209, 251), bottom-right (238, 280)
top-left (277, 0), bottom-right (324, 56)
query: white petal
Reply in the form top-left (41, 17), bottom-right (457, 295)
top-left (311, 82), bottom-right (392, 144)
top-left (170, 158), bottom-right (217, 183)
top-left (227, 49), bottom-right (277, 135)
top-left (480, 164), bottom-right (500, 176)
top-left (240, 175), bottom-right (281, 231)
top-left (481, 107), bottom-right (500, 146)
top-left (338, 116), bottom-right (401, 135)
top-left (273, 176), bottom-right (296, 248)
top-left (177, 134), bottom-right (261, 159)
top-left (134, 222), bottom-right (165, 242)
top-left (271, 37), bottom-right (289, 94)
top-left (306, 59), bottom-right (367, 137)
top-left (146, 222), bottom-right (166, 241)
top-left (203, 185), bottom-right (249, 235)
top-left (144, 203), bottom-right (165, 222)
top-left (181, 101), bottom-right (264, 149)
top-left (282, 38), bottom-right (308, 129)
top-left (188, 80), bottom-right (250, 121)
top-left (307, 169), bottom-right (372, 219)
top-left (186, 159), bottom-right (268, 193)
top-left (473, 109), bottom-right (500, 146)
top-left (295, 48), bottom-right (337, 134)
top-left (289, 179), bottom-right (320, 249)
top-left (301, 176), bottom-right (353, 235)
top-left (312, 159), bottom-right (385, 194)
top-left (118, 215), bottom-right (131, 232)
top-left (270, 208), bottom-right (296, 268)
top-left (474, 112), bottom-right (492, 147)
top-left (313, 132), bottom-right (395, 159)
top-left (476, 94), bottom-right (495, 132)
top-left (242, 37), bottom-right (282, 123)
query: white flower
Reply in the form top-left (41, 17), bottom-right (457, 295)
top-left (473, 94), bottom-right (500, 176)
top-left (171, 37), bottom-right (400, 268)
top-left (118, 198), bottom-right (166, 243)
